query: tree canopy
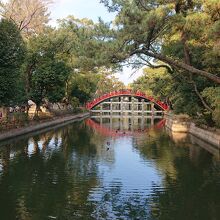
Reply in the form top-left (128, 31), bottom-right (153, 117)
top-left (0, 0), bottom-right (51, 37)
top-left (100, 0), bottom-right (220, 84)
top-left (100, 0), bottom-right (220, 126)
top-left (0, 19), bottom-right (25, 106)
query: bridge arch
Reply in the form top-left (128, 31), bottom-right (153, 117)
top-left (86, 90), bottom-right (169, 111)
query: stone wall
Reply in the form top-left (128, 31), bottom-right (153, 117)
top-left (165, 113), bottom-right (220, 148)
top-left (189, 123), bottom-right (220, 147)
top-left (165, 116), bottom-right (190, 133)
top-left (0, 113), bottom-right (89, 142)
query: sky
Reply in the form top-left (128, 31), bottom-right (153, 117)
top-left (50, 0), bottom-right (115, 23)
top-left (50, 0), bottom-right (144, 85)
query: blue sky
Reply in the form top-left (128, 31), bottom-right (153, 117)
top-left (50, 0), bottom-right (115, 23)
top-left (50, 0), bottom-right (144, 85)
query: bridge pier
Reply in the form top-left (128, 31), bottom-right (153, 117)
top-left (110, 98), bottom-right (113, 115)
top-left (151, 102), bottom-right (155, 125)
top-left (121, 96), bottom-right (124, 117)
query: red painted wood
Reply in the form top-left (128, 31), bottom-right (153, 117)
top-left (86, 90), bottom-right (169, 111)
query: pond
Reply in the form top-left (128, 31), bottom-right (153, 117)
top-left (0, 117), bottom-right (220, 220)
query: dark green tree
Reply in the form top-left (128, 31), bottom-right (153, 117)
top-left (22, 31), bottom-right (71, 112)
top-left (30, 59), bottom-right (70, 109)
top-left (0, 19), bottom-right (26, 107)
top-left (70, 73), bottom-right (97, 105)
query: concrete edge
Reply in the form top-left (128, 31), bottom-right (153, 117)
top-left (165, 113), bottom-right (220, 148)
top-left (0, 112), bottom-right (90, 142)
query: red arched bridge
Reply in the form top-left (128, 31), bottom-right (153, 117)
top-left (86, 90), bottom-right (169, 117)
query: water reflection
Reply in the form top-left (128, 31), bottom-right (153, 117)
top-left (0, 123), bottom-right (99, 219)
top-left (87, 117), bottom-right (165, 137)
top-left (0, 117), bottom-right (220, 219)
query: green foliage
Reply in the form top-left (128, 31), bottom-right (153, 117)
top-left (57, 16), bottom-right (117, 71)
top-left (70, 97), bottom-right (80, 109)
top-left (100, 0), bottom-right (220, 81)
top-left (68, 68), bottom-right (124, 105)
top-left (202, 87), bottom-right (220, 127)
top-left (131, 66), bottom-right (172, 99)
top-left (0, 19), bottom-right (25, 106)
top-left (105, 0), bottom-right (219, 126)
top-left (70, 73), bottom-right (97, 105)
top-left (95, 71), bottom-right (125, 96)
top-left (23, 31), bottom-right (71, 107)
top-left (31, 59), bottom-right (70, 106)
top-left (171, 82), bottom-right (202, 116)
top-left (130, 64), bottom-right (217, 125)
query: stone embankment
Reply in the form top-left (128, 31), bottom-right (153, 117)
top-left (165, 113), bottom-right (220, 148)
top-left (0, 112), bottom-right (89, 142)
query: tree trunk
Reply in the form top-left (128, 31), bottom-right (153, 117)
top-left (34, 105), bottom-right (41, 119)
top-left (1, 107), bottom-right (9, 119)
top-left (193, 82), bottom-right (213, 112)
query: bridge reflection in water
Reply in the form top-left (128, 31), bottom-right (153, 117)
top-left (86, 115), bottom-right (165, 137)
top-left (87, 116), bottom-right (220, 161)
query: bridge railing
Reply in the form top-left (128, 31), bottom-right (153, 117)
top-left (86, 90), bottom-right (169, 111)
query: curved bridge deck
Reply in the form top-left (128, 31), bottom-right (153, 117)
top-left (86, 90), bottom-right (169, 116)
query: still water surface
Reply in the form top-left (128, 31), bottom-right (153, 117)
top-left (0, 117), bottom-right (220, 220)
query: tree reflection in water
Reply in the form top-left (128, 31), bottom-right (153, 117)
top-left (0, 122), bottom-right (101, 220)
top-left (135, 132), bottom-right (220, 220)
